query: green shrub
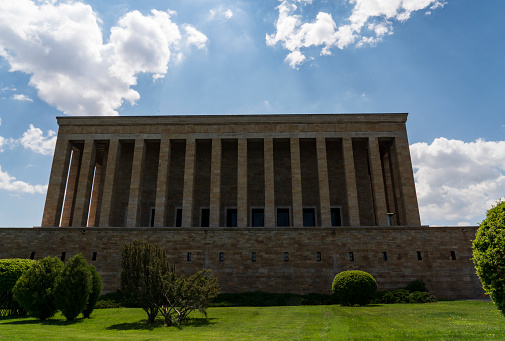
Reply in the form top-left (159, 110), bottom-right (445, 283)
top-left (407, 291), bottom-right (437, 303)
top-left (404, 280), bottom-right (427, 293)
top-left (54, 254), bottom-right (92, 321)
top-left (332, 270), bottom-right (377, 306)
top-left (82, 265), bottom-right (103, 318)
top-left (12, 257), bottom-right (63, 320)
top-left (473, 200), bottom-right (505, 316)
top-left (0, 259), bottom-right (35, 317)
top-left (120, 240), bottom-right (171, 323)
top-left (95, 299), bottom-right (122, 309)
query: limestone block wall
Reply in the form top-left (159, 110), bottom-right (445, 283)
top-left (0, 226), bottom-right (483, 299)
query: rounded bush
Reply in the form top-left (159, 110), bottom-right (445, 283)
top-left (0, 259), bottom-right (35, 316)
top-left (332, 270), bottom-right (377, 306)
top-left (12, 257), bottom-right (63, 320)
top-left (54, 254), bottom-right (92, 321)
top-left (473, 200), bottom-right (505, 316)
top-left (82, 265), bottom-right (103, 318)
top-left (0, 259), bottom-right (36, 293)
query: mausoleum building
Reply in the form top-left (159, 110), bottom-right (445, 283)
top-left (0, 113), bottom-right (483, 298)
top-left (41, 113), bottom-right (420, 229)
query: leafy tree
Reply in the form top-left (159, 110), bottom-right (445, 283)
top-left (158, 268), bottom-right (221, 326)
top-left (0, 259), bottom-right (35, 317)
top-left (120, 240), bottom-right (171, 323)
top-left (12, 257), bottom-right (63, 320)
top-left (332, 270), bottom-right (377, 306)
top-left (54, 254), bottom-right (92, 321)
top-left (82, 265), bottom-right (103, 318)
top-left (473, 200), bottom-right (505, 316)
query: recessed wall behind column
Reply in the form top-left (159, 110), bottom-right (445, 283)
top-left (247, 140), bottom-right (265, 212)
top-left (139, 141), bottom-right (160, 227)
top-left (274, 139), bottom-right (292, 209)
top-left (166, 140), bottom-right (186, 227)
top-left (326, 139), bottom-right (349, 226)
top-left (110, 141), bottom-right (134, 227)
top-left (299, 139), bottom-right (320, 225)
top-left (193, 140), bottom-right (212, 227)
top-left (353, 139), bottom-right (375, 226)
top-left (220, 140), bottom-right (238, 226)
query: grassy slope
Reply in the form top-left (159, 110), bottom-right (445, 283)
top-left (0, 301), bottom-right (504, 340)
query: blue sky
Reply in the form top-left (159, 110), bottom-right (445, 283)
top-left (0, 0), bottom-right (504, 227)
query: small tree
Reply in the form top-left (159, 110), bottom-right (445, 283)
top-left (332, 270), bottom-right (377, 306)
top-left (0, 259), bottom-right (35, 317)
top-left (158, 269), bottom-right (220, 326)
top-left (82, 265), bottom-right (103, 318)
top-left (12, 257), bottom-right (63, 320)
top-left (473, 200), bottom-right (505, 316)
top-left (120, 240), bottom-right (171, 323)
top-left (54, 254), bottom-right (92, 321)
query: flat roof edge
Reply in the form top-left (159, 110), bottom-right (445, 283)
top-left (56, 113), bottom-right (409, 126)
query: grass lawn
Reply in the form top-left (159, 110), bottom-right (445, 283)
top-left (0, 301), bottom-right (504, 340)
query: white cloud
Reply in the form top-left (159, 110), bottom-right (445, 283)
top-left (410, 138), bottom-right (505, 226)
top-left (0, 165), bottom-right (47, 194)
top-left (185, 25), bottom-right (208, 49)
top-left (12, 94), bottom-right (33, 102)
top-left (209, 7), bottom-right (234, 20)
top-left (19, 124), bottom-right (57, 155)
top-left (0, 1), bottom-right (207, 115)
top-left (267, 0), bottom-right (445, 68)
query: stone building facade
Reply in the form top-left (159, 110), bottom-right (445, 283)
top-left (0, 113), bottom-right (483, 298)
top-left (41, 113), bottom-right (420, 230)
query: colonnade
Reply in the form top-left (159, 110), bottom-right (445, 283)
top-left (42, 133), bottom-right (421, 228)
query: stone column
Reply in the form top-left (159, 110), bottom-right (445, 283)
top-left (290, 138), bottom-right (303, 227)
top-left (209, 138), bottom-right (221, 227)
top-left (126, 138), bottom-right (146, 227)
top-left (182, 138), bottom-right (196, 227)
top-left (342, 137), bottom-right (360, 227)
top-left (316, 137), bottom-right (332, 227)
top-left (368, 137), bottom-right (388, 226)
top-left (99, 139), bottom-right (120, 227)
top-left (60, 146), bottom-right (82, 227)
top-left (154, 136), bottom-right (171, 227)
top-left (395, 135), bottom-right (421, 226)
top-left (72, 139), bottom-right (96, 227)
top-left (41, 136), bottom-right (72, 227)
top-left (264, 138), bottom-right (275, 227)
top-left (237, 138), bottom-right (248, 227)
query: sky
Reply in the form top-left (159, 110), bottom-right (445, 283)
top-left (0, 0), bottom-right (504, 227)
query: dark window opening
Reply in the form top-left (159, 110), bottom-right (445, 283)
top-left (317, 252), bottom-right (321, 262)
top-left (219, 252), bottom-right (224, 261)
top-left (284, 252), bottom-right (289, 261)
top-left (252, 252), bottom-right (256, 262)
top-left (149, 208), bottom-right (155, 227)
top-left (187, 252), bottom-right (192, 262)
top-left (92, 252), bottom-right (97, 261)
top-left (450, 251), bottom-right (456, 260)
top-left (277, 208), bottom-right (290, 227)
top-left (201, 208), bottom-right (210, 227)
top-left (226, 208), bottom-right (237, 227)
top-left (349, 252), bottom-right (354, 261)
top-left (252, 208), bottom-right (264, 227)
top-left (61, 252), bottom-right (66, 262)
top-left (382, 252), bottom-right (388, 261)
top-left (331, 207), bottom-right (342, 227)
top-left (417, 251), bottom-right (422, 261)
top-left (175, 208), bottom-right (182, 227)
top-left (303, 208), bottom-right (316, 227)
top-left (29, 252), bottom-right (35, 260)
